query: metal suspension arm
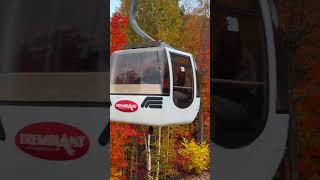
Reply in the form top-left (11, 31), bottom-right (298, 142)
top-left (130, 0), bottom-right (155, 42)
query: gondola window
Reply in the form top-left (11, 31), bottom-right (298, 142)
top-left (171, 53), bottom-right (194, 109)
top-left (111, 48), bottom-right (170, 95)
top-left (213, 2), bottom-right (268, 148)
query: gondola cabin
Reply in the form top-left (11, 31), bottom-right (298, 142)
top-left (110, 44), bottom-right (200, 126)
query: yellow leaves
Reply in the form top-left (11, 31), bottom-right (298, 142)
top-left (110, 167), bottom-right (123, 180)
top-left (179, 138), bottom-right (210, 174)
top-left (120, 0), bottom-right (184, 47)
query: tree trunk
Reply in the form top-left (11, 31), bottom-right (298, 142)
top-left (198, 15), bottom-right (210, 142)
top-left (144, 133), bottom-right (152, 180)
top-left (135, 128), bottom-right (138, 180)
top-left (164, 127), bottom-right (170, 180)
top-left (147, 133), bottom-right (152, 179)
top-left (130, 144), bottom-right (134, 180)
top-left (156, 127), bottom-right (162, 180)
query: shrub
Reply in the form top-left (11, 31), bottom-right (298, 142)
top-left (179, 138), bottom-right (210, 174)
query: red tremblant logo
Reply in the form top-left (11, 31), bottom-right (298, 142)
top-left (115, 100), bottom-right (138, 112)
top-left (15, 122), bottom-right (90, 161)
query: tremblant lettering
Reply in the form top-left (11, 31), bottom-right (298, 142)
top-left (115, 103), bottom-right (137, 111)
top-left (20, 134), bottom-right (85, 156)
top-left (115, 100), bottom-right (138, 112)
top-left (15, 122), bottom-right (90, 161)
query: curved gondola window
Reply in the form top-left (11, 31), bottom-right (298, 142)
top-left (212, 1), bottom-right (268, 148)
top-left (0, 0), bottom-right (106, 73)
top-left (111, 48), bottom-right (170, 95)
top-left (171, 53), bottom-right (194, 108)
top-left (0, 0), bottom-right (108, 103)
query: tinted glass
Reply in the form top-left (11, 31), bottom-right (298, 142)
top-left (212, 2), bottom-right (268, 148)
top-left (0, 0), bottom-right (108, 102)
top-left (111, 48), bottom-right (170, 95)
top-left (0, 0), bottom-right (107, 72)
top-left (171, 53), bottom-right (194, 108)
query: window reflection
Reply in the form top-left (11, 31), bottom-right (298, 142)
top-left (0, 0), bottom-right (108, 102)
top-left (212, 4), bottom-right (268, 148)
top-left (111, 49), bottom-right (170, 95)
top-left (0, 0), bottom-right (106, 73)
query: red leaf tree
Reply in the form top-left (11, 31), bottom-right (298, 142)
top-left (110, 12), bottom-right (129, 54)
top-left (110, 12), bottom-right (138, 179)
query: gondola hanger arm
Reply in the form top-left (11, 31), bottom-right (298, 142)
top-left (130, 0), bottom-right (155, 42)
top-left (129, 0), bottom-right (172, 48)
top-left (267, 0), bottom-right (279, 28)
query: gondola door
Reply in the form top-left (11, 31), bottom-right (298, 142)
top-left (212, 0), bottom-right (289, 179)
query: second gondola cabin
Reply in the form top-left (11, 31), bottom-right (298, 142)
top-left (110, 43), bottom-right (200, 126)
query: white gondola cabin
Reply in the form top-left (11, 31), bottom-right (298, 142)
top-left (110, 44), bottom-right (200, 126)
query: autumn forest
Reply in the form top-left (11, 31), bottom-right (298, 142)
top-left (110, 0), bottom-right (210, 179)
